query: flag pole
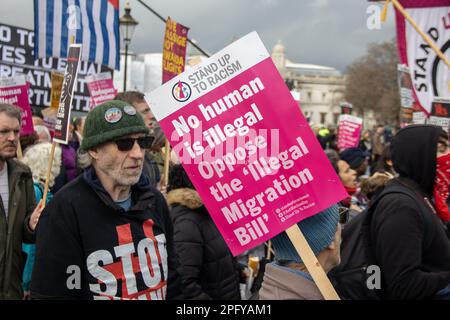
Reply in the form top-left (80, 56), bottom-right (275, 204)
top-left (387, 0), bottom-right (450, 70)
top-left (136, 0), bottom-right (210, 57)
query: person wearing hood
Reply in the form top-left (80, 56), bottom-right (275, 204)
top-left (31, 100), bottom-right (181, 300)
top-left (167, 164), bottom-right (241, 300)
top-left (370, 125), bottom-right (450, 300)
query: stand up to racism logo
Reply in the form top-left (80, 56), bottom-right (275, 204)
top-left (172, 81), bottom-right (192, 102)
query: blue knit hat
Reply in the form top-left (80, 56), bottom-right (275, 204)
top-left (340, 147), bottom-right (369, 170)
top-left (271, 205), bottom-right (340, 263)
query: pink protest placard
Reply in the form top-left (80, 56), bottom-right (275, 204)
top-left (337, 115), bottom-right (363, 151)
top-left (85, 72), bottom-right (117, 109)
top-left (0, 75), bottom-right (34, 136)
top-left (146, 32), bottom-right (347, 256)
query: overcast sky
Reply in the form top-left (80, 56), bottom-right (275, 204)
top-left (0, 0), bottom-right (397, 72)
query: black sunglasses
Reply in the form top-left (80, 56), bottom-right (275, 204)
top-left (113, 136), bottom-right (155, 152)
top-left (338, 206), bottom-right (350, 225)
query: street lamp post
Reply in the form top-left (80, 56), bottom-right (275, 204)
top-left (119, 2), bottom-right (139, 92)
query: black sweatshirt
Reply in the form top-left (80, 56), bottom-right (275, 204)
top-left (31, 168), bottom-right (181, 300)
top-left (371, 125), bottom-right (450, 299)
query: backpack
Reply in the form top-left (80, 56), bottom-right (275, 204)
top-left (329, 182), bottom-right (435, 300)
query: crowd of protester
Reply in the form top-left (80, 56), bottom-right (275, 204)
top-left (0, 94), bottom-right (449, 300)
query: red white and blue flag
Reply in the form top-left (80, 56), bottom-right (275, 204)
top-left (395, 0), bottom-right (450, 115)
top-left (34, 0), bottom-right (120, 70)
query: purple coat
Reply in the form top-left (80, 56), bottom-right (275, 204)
top-left (61, 144), bottom-right (77, 181)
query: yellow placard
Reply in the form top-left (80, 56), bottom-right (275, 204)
top-left (50, 71), bottom-right (64, 110)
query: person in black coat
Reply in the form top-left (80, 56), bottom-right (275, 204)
top-left (167, 165), bottom-right (241, 300)
top-left (371, 125), bottom-right (450, 300)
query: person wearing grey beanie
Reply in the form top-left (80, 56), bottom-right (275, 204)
top-left (259, 204), bottom-right (345, 300)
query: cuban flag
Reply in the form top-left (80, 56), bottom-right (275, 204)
top-left (34, 0), bottom-right (120, 70)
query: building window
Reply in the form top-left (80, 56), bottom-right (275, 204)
top-left (308, 92), bottom-right (312, 101)
top-left (322, 93), bottom-right (326, 101)
top-left (320, 112), bottom-right (327, 124)
top-left (305, 111), bottom-right (313, 123)
top-left (285, 79), bottom-right (294, 90)
top-left (333, 113), bottom-right (340, 124)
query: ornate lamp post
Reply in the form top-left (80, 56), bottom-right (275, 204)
top-left (119, 2), bottom-right (139, 92)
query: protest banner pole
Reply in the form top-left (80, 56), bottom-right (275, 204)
top-left (42, 35), bottom-right (77, 207)
top-left (147, 32), bottom-right (348, 300)
top-left (383, 0), bottom-right (450, 70)
top-left (285, 225), bottom-right (341, 300)
top-left (163, 139), bottom-right (170, 186)
top-left (266, 240), bottom-right (273, 260)
top-left (41, 142), bottom-right (56, 207)
top-left (160, 17), bottom-right (191, 188)
top-left (136, 0), bottom-right (210, 57)
top-left (16, 141), bottom-right (22, 160)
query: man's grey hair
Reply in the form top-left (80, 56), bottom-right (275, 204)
top-left (0, 104), bottom-right (22, 125)
top-left (77, 148), bottom-right (92, 170)
top-left (34, 125), bottom-right (51, 142)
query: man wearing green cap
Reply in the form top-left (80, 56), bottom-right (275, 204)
top-left (31, 100), bottom-right (181, 300)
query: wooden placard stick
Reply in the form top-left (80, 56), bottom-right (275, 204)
top-left (16, 141), bottom-right (23, 160)
top-left (163, 139), bottom-right (170, 187)
top-left (41, 142), bottom-right (56, 208)
top-left (285, 224), bottom-right (341, 300)
top-left (266, 240), bottom-right (273, 260)
top-left (42, 35), bottom-right (77, 207)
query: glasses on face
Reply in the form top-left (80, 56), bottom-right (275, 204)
top-left (338, 206), bottom-right (350, 225)
top-left (113, 136), bottom-right (155, 152)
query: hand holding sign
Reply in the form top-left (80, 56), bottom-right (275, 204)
top-left (146, 32), bottom-right (347, 299)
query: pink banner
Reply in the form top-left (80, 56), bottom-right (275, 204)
top-left (337, 115), bottom-right (363, 151)
top-left (86, 72), bottom-right (117, 109)
top-left (146, 32), bottom-right (347, 256)
top-left (0, 75), bottom-right (34, 136)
